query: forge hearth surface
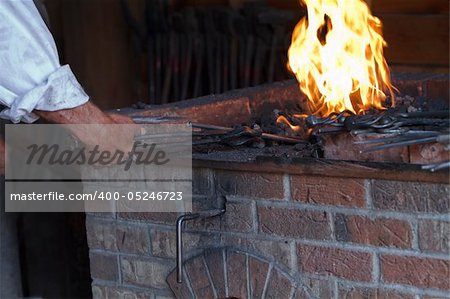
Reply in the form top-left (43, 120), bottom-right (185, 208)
top-left (192, 149), bottom-right (448, 184)
top-left (193, 145), bottom-right (316, 162)
top-left (189, 105), bottom-right (449, 166)
top-left (127, 75), bottom-right (449, 168)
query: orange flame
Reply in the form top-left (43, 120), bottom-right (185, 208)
top-left (288, 0), bottom-right (395, 116)
top-left (276, 115), bottom-right (301, 132)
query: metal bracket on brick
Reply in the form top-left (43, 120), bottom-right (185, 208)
top-left (175, 195), bottom-right (227, 283)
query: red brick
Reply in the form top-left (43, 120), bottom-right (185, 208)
top-left (321, 133), bottom-right (410, 163)
top-left (216, 170), bottom-right (284, 200)
top-left (121, 257), bottom-right (173, 289)
top-left (293, 288), bottom-right (310, 299)
top-left (291, 175), bottom-right (365, 207)
top-left (221, 234), bottom-right (293, 270)
top-left (339, 286), bottom-right (414, 299)
top-left (265, 269), bottom-right (295, 298)
top-left (381, 255), bottom-right (450, 290)
top-left (151, 230), bottom-right (218, 258)
top-left (191, 196), bottom-right (213, 211)
top-left (227, 251), bottom-right (248, 298)
top-left (419, 220), bottom-right (450, 254)
top-left (335, 215), bottom-right (412, 248)
top-left (204, 250), bottom-right (226, 298)
top-left (258, 206), bottom-right (331, 240)
top-left (185, 255), bottom-right (215, 298)
top-left (91, 285), bottom-right (153, 299)
top-left (118, 212), bottom-right (179, 225)
top-left (166, 270), bottom-right (194, 299)
top-left (410, 143), bottom-right (450, 165)
top-left (192, 168), bottom-right (214, 196)
top-left (189, 201), bottom-right (254, 232)
top-left (372, 181), bottom-right (450, 213)
top-left (221, 201), bottom-right (255, 232)
top-left (86, 218), bottom-right (150, 254)
top-left (89, 252), bottom-right (118, 282)
top-left (298, 245), bottom-right (372, 281)
top-left (301, 278), bottom-right (335, 298)
top-left (248, 256), bottom-right (270, 299)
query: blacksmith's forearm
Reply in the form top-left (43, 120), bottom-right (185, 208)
top-left (34, 101), bottom-right (111, 124)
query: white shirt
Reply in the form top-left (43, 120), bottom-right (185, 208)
top-left (0, 0), bottom-right (89, 123)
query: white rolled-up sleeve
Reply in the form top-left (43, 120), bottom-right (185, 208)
top-left (0, 0), bottom-right (89, 123)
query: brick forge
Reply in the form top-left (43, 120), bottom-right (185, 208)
top-left (87, 76), bottom-right (450, 299)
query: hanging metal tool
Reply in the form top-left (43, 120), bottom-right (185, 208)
top-left (176, 195), bottom-right (226, 283)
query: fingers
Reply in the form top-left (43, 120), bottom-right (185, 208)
top-left (107, 112), bottom-right (144, 137)
top-left (107, 113), bottom-right (135, 124)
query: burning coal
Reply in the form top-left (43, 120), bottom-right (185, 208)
top-left (288, 0), bottom-right (396, 116)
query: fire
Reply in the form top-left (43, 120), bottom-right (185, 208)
top-left (288, 0), bottom-right (395, 116)
top-left (277, 115), bottom-right (301, 132)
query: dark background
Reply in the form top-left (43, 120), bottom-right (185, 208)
top-left (43, 0), bottom-right (449, 110)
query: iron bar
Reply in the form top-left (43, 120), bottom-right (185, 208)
top-left (297, 110), bottom-right (450, 131)
top-left (353, 132), bottom-right (440, 145)
top-left (189, 122), bottom-right (306, 144)
top-left (176, 195), bottom-right (226, 283)
top-left (422, 161), bottom-right (450, 172)
top-left (361, 136), bottom-right (439, 153)
top-left (132, 116), bottom-right (182, 123)
top-left (176, 213), bottom-right (200, 283)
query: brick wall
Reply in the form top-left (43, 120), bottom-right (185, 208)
top-left (85, 73), bottom-right (449, 298)
top-left (86, 167), bottom-right (450, 298)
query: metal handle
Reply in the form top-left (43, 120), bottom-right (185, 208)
top-left (176, 196), bottom-right (226, 283)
